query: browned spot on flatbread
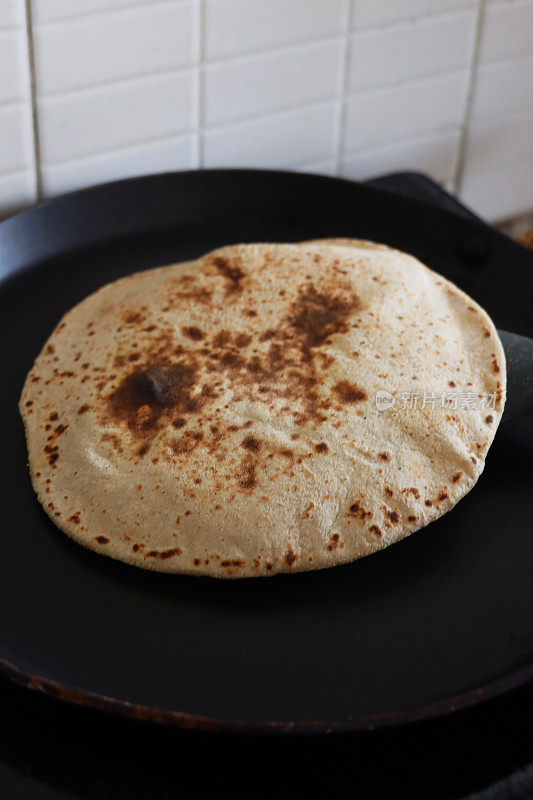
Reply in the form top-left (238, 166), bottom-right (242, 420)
top-left (333, 380), bottom-right (367, 404)
top-left (101, 432), bottom-right (123, 453)
top-left (284, 548), bottom-right (297, 566)
top-left (182, 326), bottom-right (204, 341)
top-left (124, 311), bottom-right (145, 325)
top-left (237, 456), bottom-right (257, 491)
top-left (287, 285), bottom-right (359, 355)
top-left (145, 547), bottom-right (182, 560)
top-left (44, 444), bottom-right (59, 466)
top-left (241, 435), bottom-right (260, 452)
top-left (105, 361), bottom-right (200, 438)
top-left (327, 532), bottom-right (340, 551)
top-left (212, 255), bottom-right (244, 295)
top-left (348, 501), bottom-right (372, 521)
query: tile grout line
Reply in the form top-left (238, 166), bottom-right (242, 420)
top-left (37, 119), bottom-right (469, 173)
top-left (37, 59), bottom-right (471, 109)
top-left (453, 0), bottom-right (486, 197)
top-left (23, 0), bottom-right (43, 200)
top-left (34, 0), bottom-right (193, 28)
top-left (333, 0), bottom-right (353, 174)
top-left (197, 0), bottom-right (205, 168)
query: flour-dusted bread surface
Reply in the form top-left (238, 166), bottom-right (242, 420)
top-left (20, 240), bottom-right (505, 577)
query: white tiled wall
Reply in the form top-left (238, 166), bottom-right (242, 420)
top-left (0, 0), bottom-right (36, 214)
top-left (0, 0), bottom-right (532, 221)
top-left (462, 0), bottom-right (533, 218)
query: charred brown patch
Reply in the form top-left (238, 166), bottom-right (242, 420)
top-left (212, 330), bottom-right (231, 349)
top-left (237, 456), bottom-right (257, 491)
top-left (287, 285), bottom-right (359, 354)
top-left (95, 536), bottom-right (109, 545)
top-left (485, 415), bottom-right (493, 424)
top-left (220, 351), bottom-right (245, 369)
top-left (145, 547), bottom-right (182, 560)
top-left (235, 332), bottom-right (252, 348)
top-left (170, 431), bottom-right (203, 455)
top-left (402, 487), bottom-right (420, 499)
top-left (105, 361), bottom-right (200, 438)
top-left (327, 532), bottom-right (340, 551)
top-left (78, 404), bottom-right (90, 415)
top-left (333, 380), bottom-right (367, 405)
top-left (212, 256), bottom-right (244, 295)
top-left (221, 559), bottom-right (244, 567)
top-left (370, 525), bottom-right (382, 537)
top-left (44, 444), bottom-right (59, 466)
top-left (437, 492), bottom-right (448, 501)
top-left (182, 326), bottom-right (204, 341)
top-left (284, 548), bottom-right (297, 566)
top-left (315, 442), bottom-right (329, 453)
top-left (386, 510), bottom-right (399, 524)
top-left (241, 435), bottom-right (260, 452)
top-left (425, 499), bottom-right (433, 507)
top-left (123, 311), bottom-right (145, 325)
top-left (408, 515), bottom-right (418, 522)
top-left (68, 513), bottom-right (81, 525)
top-left (348, 501), bottom-right (372, 521)
top-left (452, 471), bottom-right (463, 482)
top-left (378, 452), bottom-right (391, 462)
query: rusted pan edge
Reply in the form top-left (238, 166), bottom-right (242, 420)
top-left (1, 656), bottom-right (532, 736)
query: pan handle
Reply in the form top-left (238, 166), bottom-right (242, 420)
top-left (498, 330), bottom-right (533, 422)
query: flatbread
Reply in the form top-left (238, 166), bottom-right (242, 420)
top-left (19, 240), bottom-right (506, 577)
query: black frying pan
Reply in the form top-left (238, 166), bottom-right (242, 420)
top-left (0, 169), bottom-right (532, 734)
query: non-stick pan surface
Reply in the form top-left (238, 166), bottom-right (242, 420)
top-left (1, 169), bottom-right (532, 733)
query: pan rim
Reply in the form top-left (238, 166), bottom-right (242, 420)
top-left (1, 656), bottom-right (532, 736)
top-left (2, 168), bottom-right (532, 735)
